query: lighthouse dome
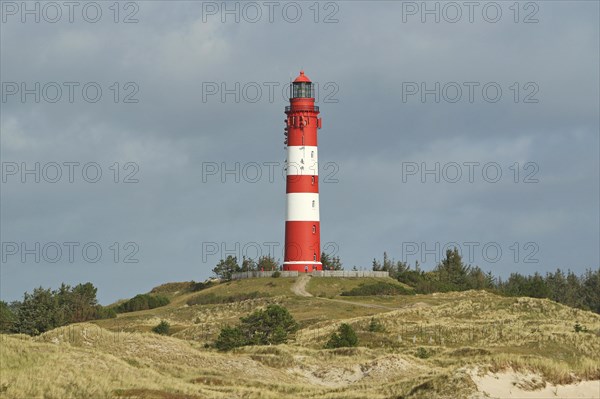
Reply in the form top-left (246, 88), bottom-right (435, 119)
top-left (293, 70), bottom-right (311, 83)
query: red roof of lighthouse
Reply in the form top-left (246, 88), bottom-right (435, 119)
top-left (293, 70), bottom-right (311, 83)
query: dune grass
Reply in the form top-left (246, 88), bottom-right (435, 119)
top-left (1, 278), bottom-right (599, 399)
top-left (306, 276), bottom-right (412, 298)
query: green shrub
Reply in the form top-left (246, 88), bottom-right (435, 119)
top-left (115, 294), bottom-right (170, 313)
top-left (240, 304), bottom-right (298, 345)
top-left (152, 320), bottom-right (170, 335)
top-left (341, 281), bottom-right (414, 296)
top-left (191, 280), bottom-right (215, 292)
top-left (272, 271), bottom-right (281, 278)
top-left (325, 323), bottom-right (358, 349)
top-left (215, 326), bottom-right (246, 351)
top-left (187, 291), bottom-right (268, 306)
top-left (150, 282), bottom-right (195, 294)
top-left (212, 256), bottom-right (241, 280)
top-left (0, 301), bottom-right (16, 333)
top-left (368, 317), bottom-right (385, 332)
top-left (574, 322), bottom-right (588, 333)
top-left (415, 347), bottom-right (430, 359)
top-left (95, 306), bottom-right (117, 319)
top-left (215, 304), bottom-right (298, 351)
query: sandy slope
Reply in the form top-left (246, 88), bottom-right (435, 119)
top-left (469, 368), bottom-right (600, 399)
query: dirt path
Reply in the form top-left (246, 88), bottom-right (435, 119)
top-left (323, 298), bottom-right (398, 310)
top-left (291, 274), bottom-right (313, 297)
top-left (290, 275), bottom-right (397, 310)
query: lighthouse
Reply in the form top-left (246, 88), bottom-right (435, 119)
top-left (283, 71), bottom-right (323, 272)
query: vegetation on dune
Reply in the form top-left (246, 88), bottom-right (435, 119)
top-left (152, 320), bottom-right (171, 335)
top-left (0, 250), bottom-right (598, 398)
top-left (415, 347), bottom-right (430, 359)
top-left (498, 268), bottom-right (600, 313)
top-left (340, 280), bottom-right (415, 296)
top-left (149, 280), bottom-right (216, 295)
top-left (1, 277), bottom-right (599, 399)
top-left (208, 248), bottom-right (598, 314)
top-left (325, 323), bottom-right (358, 349)
top-left (211, 251), bottom-right (342, 280)
top-left (212, 255), bottom-right (281, 280)
top-left (372, 249), bottom-right (600, 314)
top-left (149, 281), bottom-right (196, 294)
top-left (320, 252), bottom-right (343, 270)
top-left (0, 283), bottom-right (115, 336)
top-left (368, 317), bottom-right (385, 333)
top-left (0, 301), bottom-right (17, 333)
top-left (114, 294), bottom-right (170, 313)
top-left (215, 304), bottom-right (298, 351)
top-left (186, 291), bottom-right (269, 306)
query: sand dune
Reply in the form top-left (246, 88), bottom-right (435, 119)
top-left (469, 368), bottom-right (600, 399)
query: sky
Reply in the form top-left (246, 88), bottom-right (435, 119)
top-left (1, 1), bottom-right (599, 304)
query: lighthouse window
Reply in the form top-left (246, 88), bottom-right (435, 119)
top-left (313, 253), bottom-right (317, 261)
top-left (311, 151), bottom-right (314, 158)
top-left (312, 200), bottom-right (315, 208)
top-left (311, 176), bottom-right (315, 185)
top-left (293, 82), bottom-right (313, 98)
top-left (312, 225), bottom-right (316, 234)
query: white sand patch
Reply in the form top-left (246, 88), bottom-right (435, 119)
top-left (469, 368), bottom-right (600, 398)
top-left (291, 364), bottom-right (364, 387)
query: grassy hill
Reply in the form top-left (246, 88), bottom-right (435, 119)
top-left (1, 276), bottom-right (599, 399)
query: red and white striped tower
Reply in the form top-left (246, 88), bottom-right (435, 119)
top-left (283, 71), bottom-right (323, 272)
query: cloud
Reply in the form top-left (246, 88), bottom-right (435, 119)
top-left (1, 1), bottom-right (598, 303)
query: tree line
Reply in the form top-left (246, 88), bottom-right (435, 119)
top-left (0, 283), bottom-right (173, 336)
top-left (0, 283), bottom-right (116, 335)
top-left (372, 249), bottom-right (600, 314)
top-left (209, 249), bottom-right (598, 314)
top-left (211, 253), bottom-right (343, 280)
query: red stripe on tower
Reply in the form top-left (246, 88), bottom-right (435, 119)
top-left (283, 71), bottom-right (323, 272)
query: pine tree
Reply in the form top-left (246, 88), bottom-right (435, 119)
top-left (212, 256), bottom-right (241, 280)
top-left (325, 323), bottom-right (358, 348)
top-left (257, 255), bottom-right (279, 271)
top-left (321, 252), bottom-right (343, 270)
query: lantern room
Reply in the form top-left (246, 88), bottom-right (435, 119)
top-left (291, 71), bottom-right (313, 99)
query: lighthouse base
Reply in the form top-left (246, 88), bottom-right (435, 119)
top-left (283, 262), bottom-right (322, 273)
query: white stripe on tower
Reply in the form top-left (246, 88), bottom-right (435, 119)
top-left (286, 143), bottom-right (319, 223)
top-left (286, 193), bottom-right (320, 221)
top-left (286, 146), bottom-right (318, 176)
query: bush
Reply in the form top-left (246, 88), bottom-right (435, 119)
top-left (0, 301), bottom-right (16, 333)
top-left (11, 283), bottom-right (101, 335)
top-left (574, 322), bottom-right (588, 333)
top-left (187, 291), bottom-right (268, 306)
top-left (152, 320), bottom-right (170, 335)
top-left (215, 326), bottom-right (245, 351)
top-left (95, 306), bottom-right (117, 319)
top-left (272, 271), bottom-right (281, 278)
top-left (191, 280), bottom-right (215, 292)
top-left (215, 304), bottom-right (298, 351)
top-left (115, 294), bottom-right (170, 313)
top-left (240, 304), bottom-right (298, 345)
top-left (212, 256), bottom-right (241, 280)
top-left (257, 255), bottom-right (280, 272)
top-left (415, 347), bottom-right (430, 359)
top-left (325, 323), bottom-right (358, 349)
top-left (368, 317), bottom-right (385, 332)
top-left (321, 252), bottom-right (343, 270)
top-left (341, 281), bottom-right (414, 296)
top-left (150, 282), bottom-right (195, 294)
